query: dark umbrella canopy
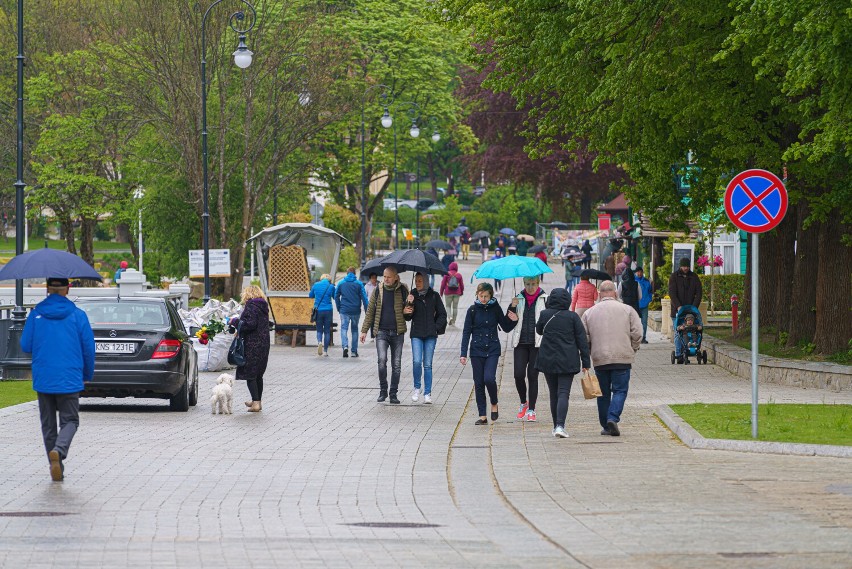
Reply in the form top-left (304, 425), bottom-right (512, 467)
top-left (499, 227), bottom-right (517, 236)
top-left (471, 230), bottom-right (489, 240)
top-left (360, 258), bottom-right (384, 279)
top-left (580, 268), bottom-right (612, 281)
top-left (549, 221), bottom-right (569, 229)
top-left (528, 244), bottom-right (547, 254)
top-left (380, 249), bottom-right (447, 276)
top-left (456, 225), bottom-right (469, 232)
top-left (425, 240), bottom-right (452, 250)
top-left (0, 248), bottom-right (102, 281)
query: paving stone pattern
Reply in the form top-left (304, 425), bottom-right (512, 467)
top-left (0, 259), bottom-right (850, 568)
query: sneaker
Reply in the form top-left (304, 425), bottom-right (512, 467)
top-left (606, 420), bottom-right (620, 436)
top-left (48, 449), bottom-right (63, 482)
top-left (317, 344), bottom-right (323, 356)
top-left (411, 390), bottom-right (420, 402)
top-left (553, 426), bottom-right (569, 438)
top-left (424, 394), bottom-right (432, 404)
top-left (352, 351), bottom-right (359, 358)
top-left (525, 409), bottom-right (537, 422)
top-left (601, 428), bottom-right (611, 436)
top-left (343, 348), bottom-right (349, 358)
top-left (517, 402), bottom-right (529, 419)
top-left (641, 339), bottom-right (649, 344)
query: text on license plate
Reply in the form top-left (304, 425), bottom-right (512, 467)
top-left (96, 342), bottom-right (137, 354)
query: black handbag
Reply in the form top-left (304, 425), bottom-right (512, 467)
top-left (311, 282), bottom-right (332, 323)
top-left (227, 321), bottom-right (246, 367)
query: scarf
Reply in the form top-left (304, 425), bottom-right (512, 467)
top-left (522, 288), bottom-right (542, 307)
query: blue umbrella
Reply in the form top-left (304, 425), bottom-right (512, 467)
top-left (0, 248), bottom-right (102, 281)
top-left (472, 256), bottom-right (553, 281)
top-left (499, 228), bottom-right (517, 236)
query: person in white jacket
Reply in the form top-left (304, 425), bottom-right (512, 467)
top-left (581, 281), bottom-right (643, 437)
top-left (508, 276), bottom-right (548, 422)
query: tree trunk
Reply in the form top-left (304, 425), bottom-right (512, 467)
top-left (79, 217), bottom-right (96, 266)
top-left (61, 217), bottom-right (77, 255)
top-left (580, 190), bottom-right (593, 224)
top-left (115, 222), bottom-right (131, 243)
top-left (785, 201), bottom-right (818, 347)
top-left (758, 226), bottom-right (780, 330)
top-left (773, 204), bottom-right (797, 341)
top-left (812, 214), bottom-right (852, 354)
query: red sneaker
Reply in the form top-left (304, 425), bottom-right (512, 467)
top-left (516, 402), bottom-right (529, 419)
top-left (525, 409), bottom-right (537, 422)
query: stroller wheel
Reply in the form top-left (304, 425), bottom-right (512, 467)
top-left (671, 351), bottom-right (676, 364)
top-left (702, 350), bottom-right (708, 364)
top-left (684, 357), bottom-right (690, 365)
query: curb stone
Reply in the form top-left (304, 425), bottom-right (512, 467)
top-left (655, 404), bottom-right (852, 459)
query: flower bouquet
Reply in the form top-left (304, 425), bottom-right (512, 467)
top-left (195, 319), bottom-right (226, 345)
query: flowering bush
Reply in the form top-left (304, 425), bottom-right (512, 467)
top-left (696, 254), bottom-right (723, 268)
top-left (195, 319), bottom-right (226, 345)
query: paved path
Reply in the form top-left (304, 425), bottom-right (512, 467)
top-left (0, 258), bottom-right (850, 568)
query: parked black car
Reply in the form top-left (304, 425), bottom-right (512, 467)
top-left (75, 297), bottom-right (199, 411)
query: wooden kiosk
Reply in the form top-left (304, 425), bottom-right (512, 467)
top-left (247, 223), bottom-right (351, 346)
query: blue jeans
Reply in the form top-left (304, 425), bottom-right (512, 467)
top-left (639, 307), bottom-right (648, 340)
top-left (411, 336), bottom-right (437, 394)
top-left (315, 310), bottom-right (333, 351)
top-left (595, 368), bottom-right (631, 428)
top-left (340, 313), bottom-right (360, 353)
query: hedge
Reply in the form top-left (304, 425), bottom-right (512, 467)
top-left (698, 274), bottom-right (743, 311)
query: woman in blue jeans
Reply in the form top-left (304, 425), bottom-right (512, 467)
top-left (404, 273), bottom-right (447, 404)
top-left (459, 283), bottom-right (518, 424)
top-left (309, 274), bottom-right (335, 357)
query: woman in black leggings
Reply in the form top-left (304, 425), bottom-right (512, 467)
top-left (509, 276), bottom-right (547, 422)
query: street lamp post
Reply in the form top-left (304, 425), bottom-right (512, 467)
top-left (360, 84), bottom-right (392, 269)
top-left (2, 0), bottom-right (28, 378)
top-left (201, 0), bottom-right (256, 304)
top-left (382, 102), bottom-right (422, 250)
top-left (134, 188), bottom-right (145, 275)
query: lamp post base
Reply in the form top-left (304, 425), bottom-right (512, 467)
top-left (0, 318), bottom-right (32, 380)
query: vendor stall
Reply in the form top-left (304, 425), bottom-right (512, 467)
top-left (247, 223), bottom-right (351, 346)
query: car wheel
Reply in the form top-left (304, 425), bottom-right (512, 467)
top-left (169, 379), bottom-right (190, 412)
top-left (188, 362), bottom-right (199, 407)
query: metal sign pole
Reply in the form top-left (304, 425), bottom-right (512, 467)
top-left (751, 232), bottom-right (759, 439)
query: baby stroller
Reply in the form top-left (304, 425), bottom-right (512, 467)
top-left (670, 305), bottom-right (708, 365)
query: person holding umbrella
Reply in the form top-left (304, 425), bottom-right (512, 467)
top-left (460, 283), bottom-right (518, 425)
top-left (403, 273), bottom-right (447, 404)
top-left (22, 277), bottom-right (95, 481)
top-left (509, 275), bottom-right (547, 422)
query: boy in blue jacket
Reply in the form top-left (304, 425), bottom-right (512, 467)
top-left (21, 277), bottom-right (95, 481)
top-left (635, 267), bottom-right (653, 344)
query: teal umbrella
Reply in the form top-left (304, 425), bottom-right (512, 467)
top-left (472, 256), bottom-right (552, 281)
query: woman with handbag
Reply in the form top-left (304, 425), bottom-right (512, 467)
top-left (231, 285), bottom-right (270, 412)
top-left (403, 273), bottom-right (448, 404)
top-left (535, 288), bottom-right (591, 437)
top-left (309, 274), bottom-right (336, 357)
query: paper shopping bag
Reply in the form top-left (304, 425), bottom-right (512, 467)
top-left (581, 370), bottom-right (602, 399)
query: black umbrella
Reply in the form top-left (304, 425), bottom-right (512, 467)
top-left (549, 221), bottom-right (569, 229)
top-left (0, 248), bottom-right (102, 281)
top-left (360, 258), bottom-right (384, 279)
top-left (425, 240), bottom-right (452, 250)
top-left (580, 268), bottom-right (612, 281)
top-left (380, 249), bottom-right (448, 276)
top-left (470, 230), bottom-right (489, 240)
top-left (528, 244), bottom-right (548, 254)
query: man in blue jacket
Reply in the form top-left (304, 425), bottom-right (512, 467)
top-left (21, 277), bottom-right (95, 481)
top-left (335, 266), bottom-right (369, 358)
top-left (635, 267), bottom-right (653, 344)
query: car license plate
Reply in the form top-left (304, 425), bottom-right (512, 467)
top-left (96, 342), bottom-right (137, 354)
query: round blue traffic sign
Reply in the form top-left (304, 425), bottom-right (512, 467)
top-left (724, 169), bottom-right (788, 233)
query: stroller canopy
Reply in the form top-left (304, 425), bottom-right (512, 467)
top-left (674, 304), bottom-right (703, 325)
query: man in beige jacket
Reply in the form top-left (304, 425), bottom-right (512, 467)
top-left (581, 281), bottom-right (643, 436)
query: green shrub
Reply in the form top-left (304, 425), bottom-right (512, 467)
top-left (337, 246), bottom-right (358, 274)
top-left (698, 273), bottom-right (744, 311)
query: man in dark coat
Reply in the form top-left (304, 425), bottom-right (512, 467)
top-left (618, 268), bottom-right (641, 315)
top-left (233, 288), bottom-right (270, 412)
top-left (668, 257), bottom-right (703, 359)
top-left (534, 288), bottom-right (590, 438)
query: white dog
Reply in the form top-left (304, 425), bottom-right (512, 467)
top-left (211, 373), bottom-right (234, 415)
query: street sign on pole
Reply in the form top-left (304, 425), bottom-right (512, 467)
top-left (724, 169), bottom-right (788, 439)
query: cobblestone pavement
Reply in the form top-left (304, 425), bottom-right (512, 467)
top-left (0, 258), bottom-right (850, 568)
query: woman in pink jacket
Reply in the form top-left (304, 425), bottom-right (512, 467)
top-left (570, 275), bottom-right (598, 317)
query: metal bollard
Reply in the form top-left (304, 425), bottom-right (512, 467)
top-left (731, 294), bottom-right (738, 334)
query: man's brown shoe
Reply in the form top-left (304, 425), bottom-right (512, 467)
top-left (48, 449), bottom-right (63, 482)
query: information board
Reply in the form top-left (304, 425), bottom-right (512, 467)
top-left (189, 249), bottom-right (231, 278)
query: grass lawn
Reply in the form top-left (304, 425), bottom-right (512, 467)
top-left (670, 403), bottom-right (852, 446)
top-left (0, 239), bottom-right (130, 253)
top-left (715, 328), bottom-right (851, 365)
top-left (0, 380), bottom-right (36, 409)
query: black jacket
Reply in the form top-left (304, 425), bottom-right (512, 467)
top-left (234, 298), bottom-right (270, 381)
top-left (620, 271), bottom-right (640, 312)
top-left (534, 288), bottom-right (590, 375)
top-left (668, 269), bottom-right (703, 316)
top-left (404, 288), bottom-right (448, 338)
top-left (460, 300), bottom-right (517, 357)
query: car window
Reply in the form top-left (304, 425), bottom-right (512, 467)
top-left (78, 302), bottom-right (170, 328)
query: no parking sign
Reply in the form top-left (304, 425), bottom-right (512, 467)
top-left (724, 169), bottom-right (788, 439)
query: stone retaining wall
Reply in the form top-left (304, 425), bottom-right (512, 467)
top-left (703, 334), bottom-right (851, 392)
